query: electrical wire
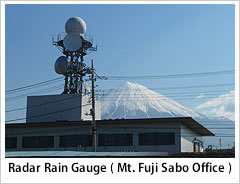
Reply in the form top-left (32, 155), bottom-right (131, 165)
top-left (99, 70), bottom-right (234, 80)
top-left (5, 91), bottom-right (234, 113)
top-left (99, 96), bottom-right (234, 102)
top-left (97, 83), bottom-right (234, 92)
top-left (99, 93), bottom-right (234, 99)
top-left (5, 70), bottom-right (235, 125)
top-left (5, 83), bottom-right (234, 102)
top-left (6, 77), bottom-right (62, 94)
top-left (6, 94), bottom-right (88, 113)
top-left (6, 84), bottom-right (64, 101)
top-left (6, 100), bottom-right (236, 125)
top-left (5, 69), bottom-right (234, 94)
top-left (96, 89), bottom-right (231, 96)
top-left (5, 103), bottom-right (91, 123)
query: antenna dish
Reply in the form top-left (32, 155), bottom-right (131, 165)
top-left (65, 17), bottom-right (86, 35)
top-left (63, 33), bottom-right (82, 52)
top-left (54, 56), bottom-right (68, 75)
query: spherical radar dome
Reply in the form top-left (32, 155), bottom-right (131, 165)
top-left (65, 17), bottom-right (86, 35)
top-left (54, 56), bottom-right (68, 75)
top-left (63, 33), bottom-right (82, 52)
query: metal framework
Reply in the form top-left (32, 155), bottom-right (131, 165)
top-left (52, 33), bottom-right (97, 94)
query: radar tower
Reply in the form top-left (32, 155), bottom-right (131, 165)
top-left (52, 17), bottom-right (97, 94)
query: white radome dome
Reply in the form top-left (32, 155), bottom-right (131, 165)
top-left (54, 56), bottom-right (68, 75)
top-left (63, 33), bottom-right (82, 52)
top-left (65, 17), bottom-right (86, 35)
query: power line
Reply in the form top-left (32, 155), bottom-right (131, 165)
top-left (5, 90), bottom-right (234, 115)
top-left (6, 84), bottom-right (63, 101)
top-left (6, 77), bottom-right (62, 94)
top-left (5, 69), bottom-right (234, 94)
top-left (6, 94), bottom-right (88, 113)
top-left (96, 89), bottom-right (231, 96)
top-left (98, 93), bottom-right (234, 99)
top-left (99, 96), bottom-right (234, 101)
top-left (5, 98), bottom-right (235, 124)
top-left (5, 82), bottom-right (234, 102)
top-left (5, 71), bottom-right (234, 123)
top-left (148, 83), bottom-right (234, 90)
top-left (5, 91), bottom-right (234, 113)
top-left (99, 70), bottom-right (234, 80)
top-left (5, 103), bottom-right (91, 123)
top-left (7, 91), bottom-right (233, 102)
top-left (97, 83), bottom-right (234, 92)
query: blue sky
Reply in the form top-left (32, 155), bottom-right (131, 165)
top-left (5, 4), bottom-right (235, 123)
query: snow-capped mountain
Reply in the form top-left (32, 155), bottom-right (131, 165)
top-left (100, 82), bottom-right (235, 148)
top-left (101, 82), bottom-right (205, 119)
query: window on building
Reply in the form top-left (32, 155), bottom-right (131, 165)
top-left (59, 134), bottom-right (92, 147)
top-left (98, 133), bottom-right (133, 146)
top-left (5, 137), bottom-right (17, 149)
top-left (139, 132), bottom-right (175, 146)
top-left (22, 136), bottom-right (54, 148)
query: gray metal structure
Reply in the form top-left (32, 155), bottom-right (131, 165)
top-left (52, 17), bottom-right (97, 95)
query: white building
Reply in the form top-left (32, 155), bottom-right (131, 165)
top-left (6, 117), bottom-right (214, 152)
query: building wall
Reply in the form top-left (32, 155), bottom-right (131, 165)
top-left (6, 122), bottom-right (183, 152)
top-left (180, 124), bottom-right (203, 152)
top-left (96, 123), bottom-right (181, 152)
top-left (26, 94), bottom-right (101, 123)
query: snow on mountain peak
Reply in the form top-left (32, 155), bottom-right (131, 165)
top-left (101, 82), bottom-right (202, 119)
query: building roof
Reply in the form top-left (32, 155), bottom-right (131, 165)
top-left (5, 117), bottom-right (214, 136)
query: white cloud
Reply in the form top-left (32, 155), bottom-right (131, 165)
top-left (196, 90), bottom-right (235, 121)
top-left (196, 94), bottom-right (204, 99)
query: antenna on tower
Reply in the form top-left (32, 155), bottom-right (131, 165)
top-left (52, 17), bottom-right (97, 94)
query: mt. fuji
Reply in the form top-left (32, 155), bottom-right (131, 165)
top-left (100, 82), bottom-right (235, 148)
top-left (101, 82), bottom-right (205, 119)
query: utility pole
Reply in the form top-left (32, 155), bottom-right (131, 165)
top-left (90, 59), bottom-right (97, 152)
